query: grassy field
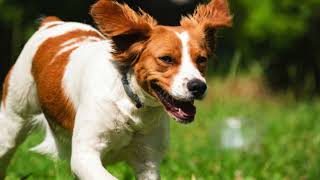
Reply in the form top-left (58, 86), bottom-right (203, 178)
top-left (4, 77), bottom-right (320, 180)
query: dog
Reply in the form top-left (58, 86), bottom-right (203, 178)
top-left (0, 0), bottom-right (231, 179)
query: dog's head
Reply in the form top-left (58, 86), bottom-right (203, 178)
top-left (91, 0), bottom-right (232, 123)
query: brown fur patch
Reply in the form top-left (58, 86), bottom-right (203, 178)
top-left (187, 28), bottom-right (209, 75)
top-left (181, 0), bottom-right (232, 53)
top-left (1, 67), bottom-right (13, 108)
top-left (32, 30), bottom-right (104, 130)
top-left (40, 16), bottom-right (63, 27)
top-left (91, 0), bottom-right (156, 38)
top-left (44, 23), bottom-right (61, 30)
top-left (180, 0), bottom-right (232, 29)
top-left (168, 26), bottom-right (210, 74)
top-left (91, 0), bottom-right (157, 68)
top-left (134, 27), bottom-right (183, 95)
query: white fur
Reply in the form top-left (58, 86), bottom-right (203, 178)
top-left (61, 36), bottom-right (101, 47)
top-left (38, 21), bottom-right (64, 31)
top-left (61, 37), bottom-right (82, 47)
top-left (171, 32), bottom-right (206, 100)
top-left (30, 114), bottom-right (59, 158)
top-left (50, 37), bottom-right (102, 65)
top-left (0, 22), bottom-right (169, 180)
top-left (65, 40), bottom-right (168, 179)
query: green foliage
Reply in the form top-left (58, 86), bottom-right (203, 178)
top-left (0, 1), bottom-right (22, 25)
top-left (229, 0), bottom-right (320, 47)
top-left (215, 0), bottom-right (320, 97)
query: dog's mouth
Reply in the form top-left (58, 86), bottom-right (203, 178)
top-left (151, 82), bottom-right (195, 123)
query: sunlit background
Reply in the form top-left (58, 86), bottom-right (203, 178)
top-left (1, 0), bottom-right (320, 179)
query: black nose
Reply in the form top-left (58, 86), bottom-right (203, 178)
top-left (187, 79), bottom-right (207, 99)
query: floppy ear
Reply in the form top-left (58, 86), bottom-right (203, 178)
top-left (181, 0), bottom-right (232, 53)
top-left (90, 0), bottom-right (157, 67)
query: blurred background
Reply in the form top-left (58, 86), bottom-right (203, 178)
top-left (1, 0), bottom-right (320, 179)
top-left (1, 0), bottom-right (320, 98)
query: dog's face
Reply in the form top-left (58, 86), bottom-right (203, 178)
top-left (91, 0), bottom-right (232, 123)
top-left (133, 27), bottom-right (209, 123)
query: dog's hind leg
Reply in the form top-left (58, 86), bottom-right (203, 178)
top-left (0, 23), bottom-right (55, 178)
top-left (0, 110), bottom-right (33, 179)
top-left (0, 89), bottom-right (40, 178)
top-left (0, 60), bottom-right (41, 179)
top-left (0, 86), bottom-right (40, 179)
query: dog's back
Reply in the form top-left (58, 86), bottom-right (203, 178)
top-left (2, 17), bottom-right (103, 114)
top-left (32, 17), bottom-right (106, 129)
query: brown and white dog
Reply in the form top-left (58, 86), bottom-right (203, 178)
top-left (0, 0), bottom-right (231, 179)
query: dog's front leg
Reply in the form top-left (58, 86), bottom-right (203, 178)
top-left (128, 118), bottom-right (169, 180)
top-left (128, 140), bottom-right (165, 180)
top-left (133, 162), bottom-right (160, 180)
top-left (70, 103), bottom-right (118, 180)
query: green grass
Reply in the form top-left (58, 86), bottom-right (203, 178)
top-left (5, 78), bottom-right (320, 180)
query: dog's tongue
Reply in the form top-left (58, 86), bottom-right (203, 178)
top-left (164, 99), bottom-right (196, 121)
top-left (172, 104), bottom-right (195, 121)
top-left (153, 82), bottom-right (196, 122)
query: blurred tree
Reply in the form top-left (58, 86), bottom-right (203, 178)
top-left (221, 0), bottom-right (320, 97)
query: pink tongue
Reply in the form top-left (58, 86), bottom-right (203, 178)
top-left (155, 86), bottom-right (196, 120)
top-left (177, 109), bottom-right (193, 117)
top-left (169, 102), bottom-right (196, 120)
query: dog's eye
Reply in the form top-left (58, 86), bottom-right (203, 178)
top-left (196, 56), bottom-right (207, 64)
top-left (159, 56), bottom-right (174, 64)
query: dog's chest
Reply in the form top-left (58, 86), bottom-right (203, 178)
top-left (115, 98), bottom-right (165, 133)
top-left (100, 100), bottom-right (166, 164)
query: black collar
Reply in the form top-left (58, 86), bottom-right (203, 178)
top-left (121, 73), bottom-right (143, 109)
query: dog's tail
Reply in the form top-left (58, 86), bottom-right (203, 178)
top-left (38, 16), bottom-right (63, 29)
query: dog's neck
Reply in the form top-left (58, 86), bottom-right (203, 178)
top-left (122, 70), bottom-right (160, 109)
top-left (121, 71), bottom-right (143, 108)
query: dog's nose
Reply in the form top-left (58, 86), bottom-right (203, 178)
top-left (187, 79), bottom-right (207, 99)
